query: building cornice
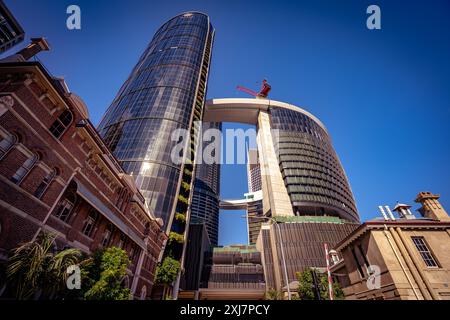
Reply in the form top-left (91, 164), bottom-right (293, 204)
top-left (333, 219), bottom-right (450, 252)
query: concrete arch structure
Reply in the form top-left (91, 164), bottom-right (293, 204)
top-left (204, 98), bottom-right (327, 133)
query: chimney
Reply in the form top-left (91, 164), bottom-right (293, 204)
top-left (415, 192), bottom-right (449, 221)
top-left (1, 37), bottom-right (50, 63)
top-left (392, 202), bottom-right (416, 220)
top-left (17, 38), bottom-right (50, 60)
top-left (378, 206), bottom-right (389, 220)
top-left (384, 206), bottom-right (396, 220)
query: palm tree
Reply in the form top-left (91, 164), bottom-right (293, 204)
top-left (6, 233), bottom-right (82, 300)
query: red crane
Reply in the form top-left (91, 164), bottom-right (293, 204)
top-left (237, 79), bottom-right (271, 98)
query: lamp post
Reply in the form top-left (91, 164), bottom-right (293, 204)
top-left (243, 214), bottom-right (292, 300)
top-left (310, 268), bottom-right (322, 300)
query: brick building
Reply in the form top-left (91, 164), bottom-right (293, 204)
top-left (0, 49), bottom-right (167, 299)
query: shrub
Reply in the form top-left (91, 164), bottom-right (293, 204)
top-left (175, 213), bottom-right (186, 223)
top-left (168, 232), bottom-right (184, 245)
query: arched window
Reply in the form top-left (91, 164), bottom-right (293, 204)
top-left (0, 133), bottom-right (17, 160)
top-left (11, 153), bottom-right (38, 184)
top-left (49, 110), bottom-right (73, 139)
top-left (82, 210), bottom-right (99, 237)
top-left (101, 223), bottom-right (114, 247)
top-left (54, 191), bottom-right (77, 222)
top-left (121, 275), bottom-right (130, 289)
top-left (118, 233), bottom-right (127, 249)
top-left (140, 286), bottom-right (147, 300)
top-left (34, 168), bottom-right (57, 199)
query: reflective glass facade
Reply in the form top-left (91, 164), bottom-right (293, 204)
top-left (247, 200), bottom-right (264, 245)
top-left (270, 107), bottom-right (359, 223)
top-left (190, 122), bottom-right (221, 246)
top-left (98, 12), bottom-right (214, 227)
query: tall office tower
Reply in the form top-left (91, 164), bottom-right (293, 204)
top-left (98, 12), bottom-right (214, 229)
top-left (190, 121), bottom-right (221, 246)
top-left (269, 107), bottom-right (359, 221)
top-left (247, 149), bottom-right (261, 193)
top-left (0, 0), bottom-right (25, 54)
top-left (246, 198), bottom-right (264, 245)
top-left (258, 105), bottom-right (360, 292)
top-left (246, 148), bottom-right (264, 245)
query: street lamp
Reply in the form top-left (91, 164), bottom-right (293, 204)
top-left (243, 214), bottom-right (292, 300)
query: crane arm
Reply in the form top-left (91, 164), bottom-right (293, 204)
top-left (236, 85), bottom-right (259, 97)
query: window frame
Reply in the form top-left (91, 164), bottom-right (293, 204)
top-left (411, 236), bottom-right (439, 268)
top-left (81, 210), bottom-right (98, 238)
top-left (11, 153), bottom-right (38, 185)
top-left (0, 132), bottom-right (17, 160)
top-left (101, 224), bottom-right (114, 247)
top-left (49, 110), bottom-right (73, 139)
top-left (54, 193), bottom-right (77, 222)
top-left (351, 247), bottom-right (366, 279)
top-left (34, 168), bottom-right (57, 199)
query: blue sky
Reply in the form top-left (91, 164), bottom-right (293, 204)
top-left (4, 0), bottom-right (450, 246)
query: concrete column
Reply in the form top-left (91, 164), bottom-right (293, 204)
top-left (256, 111), bottom-right (293, 217)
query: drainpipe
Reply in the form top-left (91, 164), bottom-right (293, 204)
top-left (382, 225), bottom-right (421, 300)
top-left (393, 228), bottom-right (439, 300)
top-left (32, 167), bottom-right (81, 241)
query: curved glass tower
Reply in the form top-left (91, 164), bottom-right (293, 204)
top-left (270, 107), bottom-right (359, 222)
top-left (98, 12), bottom-right (214, 228)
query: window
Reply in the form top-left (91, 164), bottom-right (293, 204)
top-left (11, 154), bottom-right (38, 184)
top-left (116, 188), bottom-right (124, 208)
top-left (129, 245), bottom-right (139, 264)
top-left (0, 133), bottom-right (16, 159)
top-left (118, 234), bottom-right (126, 249)
top-left (129, 247), bottom-right (135, 262)
top-left (412, 237), bottom-right (439, 268)
top-left (54, 192), bottom-right (77, 222)
top-left (34, 169), bottom-right (56, 199)
top-left (102, 224), bottom-right (114, 247)
top-left (358, 244), bottom-right (371, 272)
top-left (116, 188), bottom-right (130, 211)
top-left (49, 110), bottom-right (73, 139)
top-left (82, 210), bottom-right (98, 237)
top-left (351, 248), bottom-right (365, 278)
top-left (140, 286), bottom-right (147, 300)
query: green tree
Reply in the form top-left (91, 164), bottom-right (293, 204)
top-left (73, 250), bottom-right (103, 298)
top-left (265, 288), bottom-right (282, 300)
top-left (84, 247), bottom-right (131, 300)
top-left (6, 233), bottom-right (81, 300)
top-left (296, 268), bottom-right (344, 300)
top-left (155, 256), bottom-right (180, 299)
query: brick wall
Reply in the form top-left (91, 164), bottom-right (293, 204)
top-left (0, 64), bottom-right (166, 298)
